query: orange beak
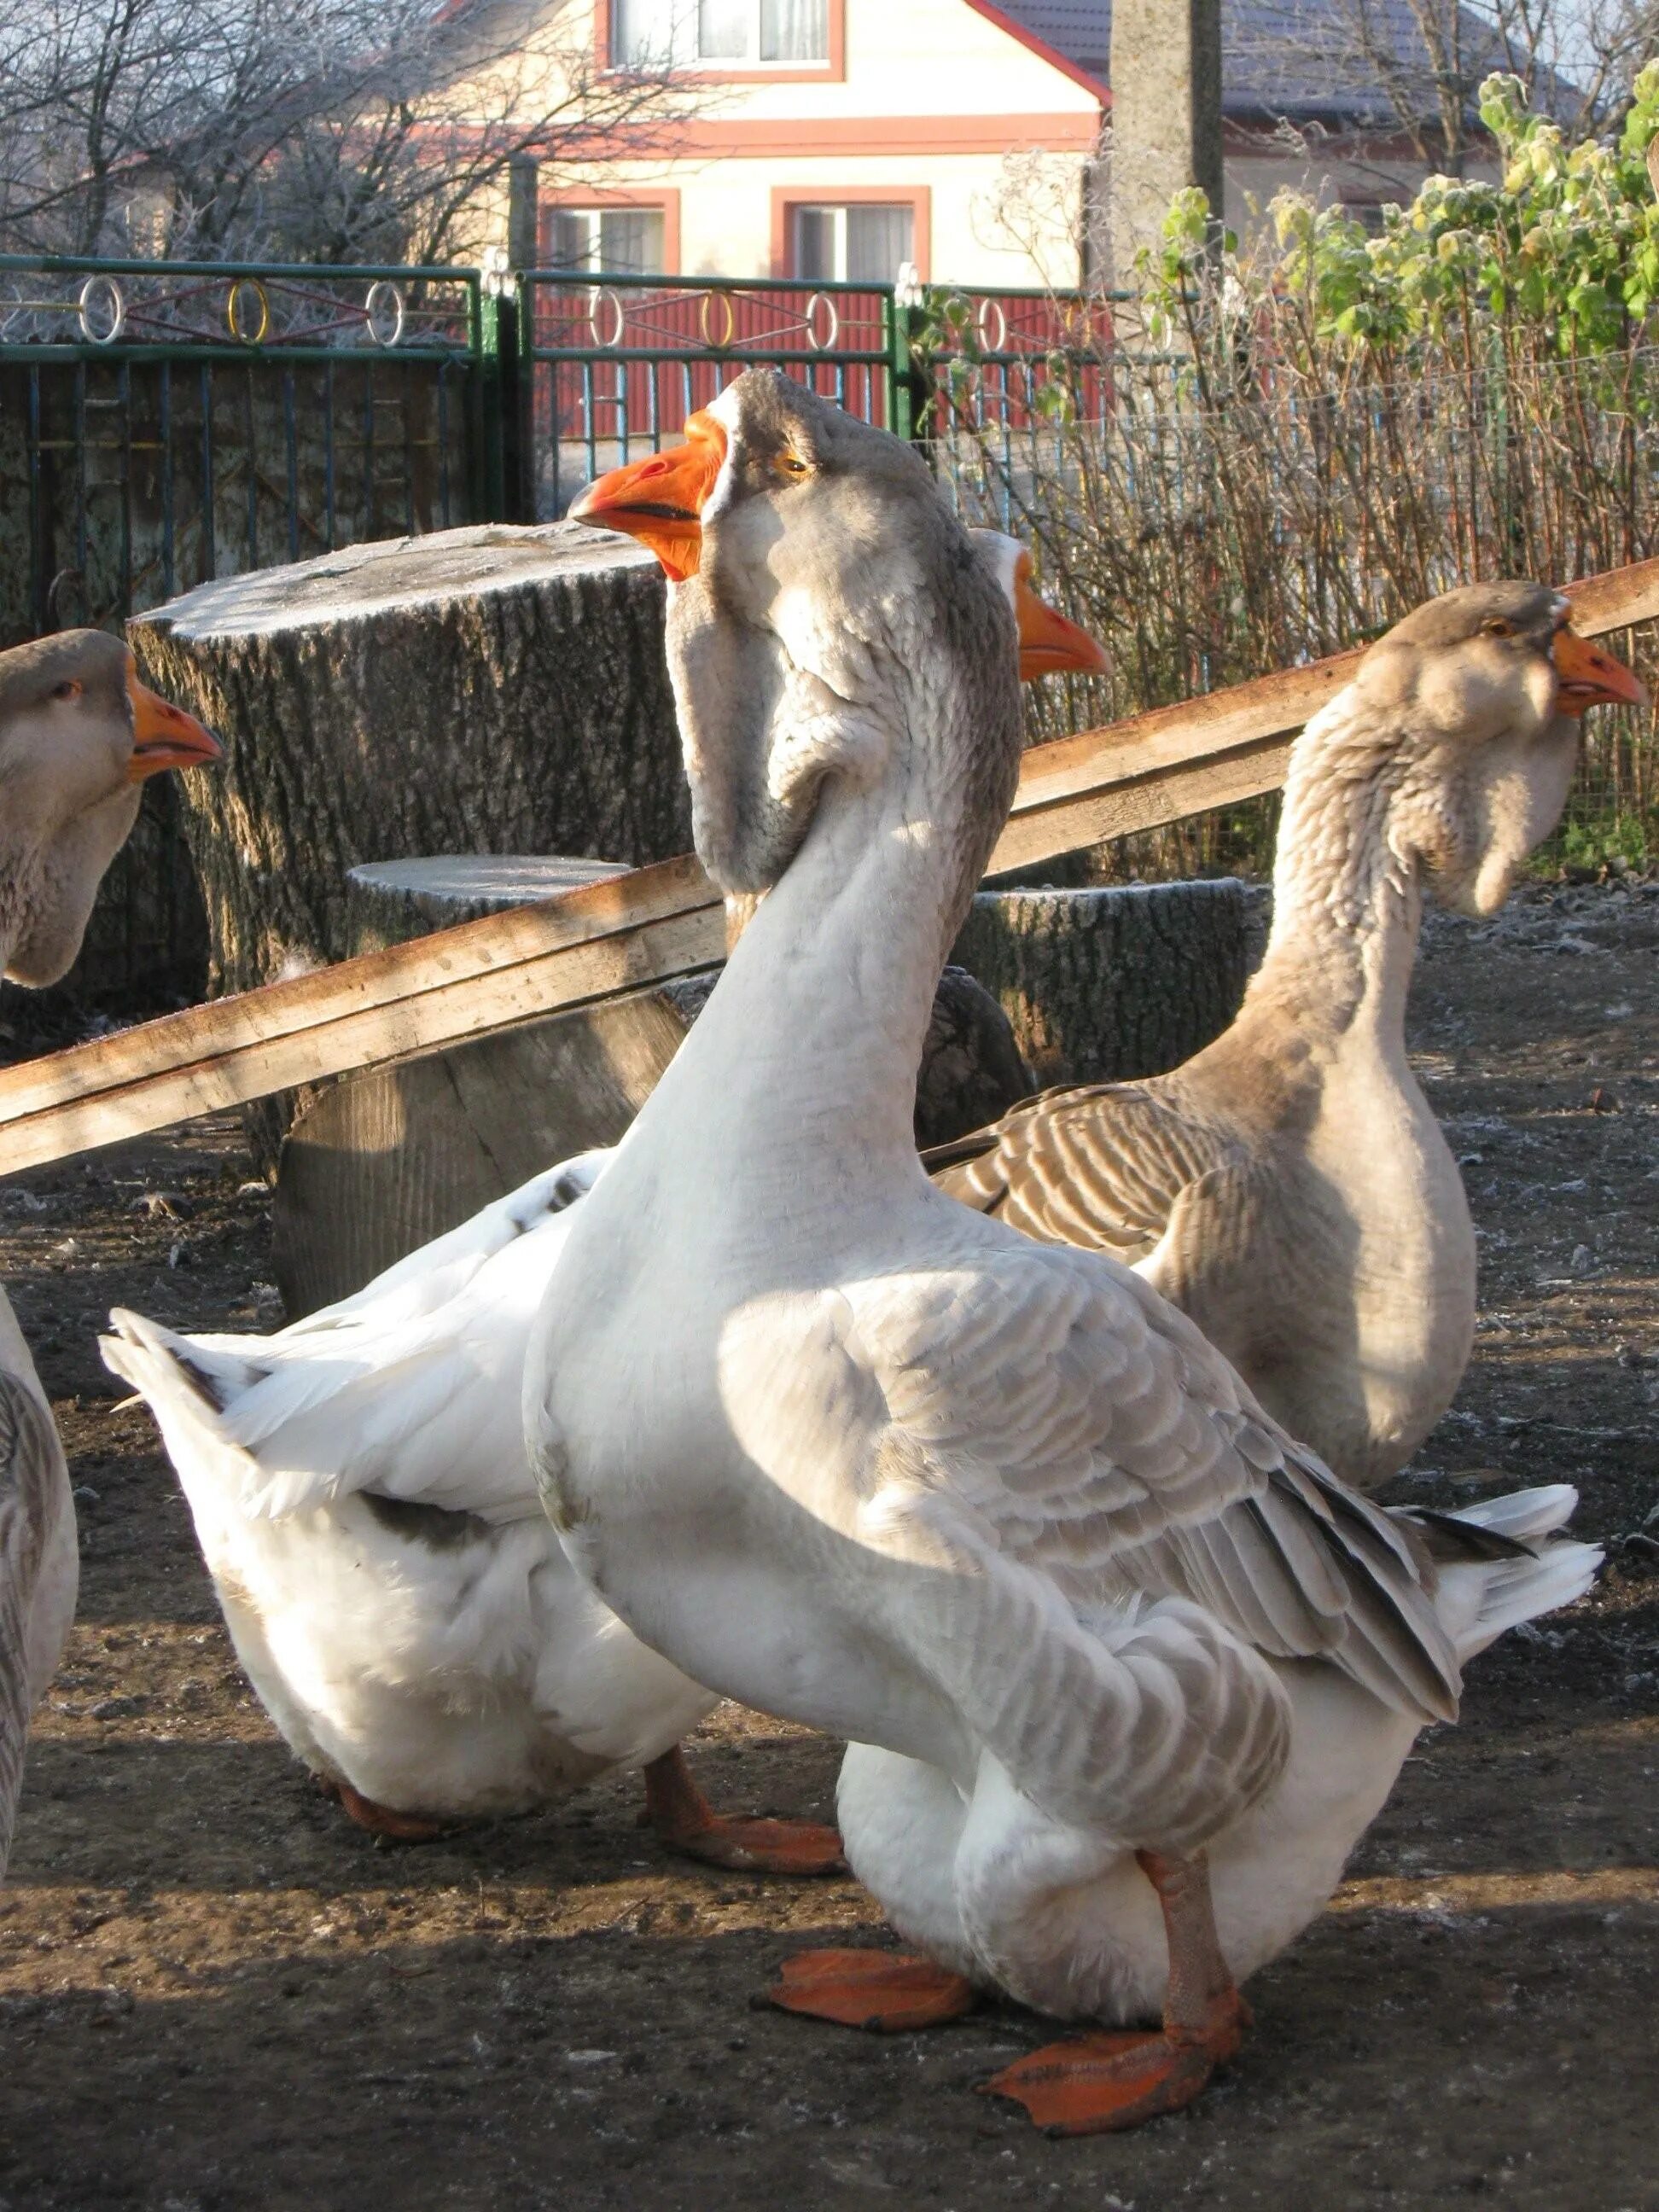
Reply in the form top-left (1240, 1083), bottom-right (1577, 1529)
top-left (1013, 553), bottom-right (1112, 682)
top-left (568, 412), bottom-right (729, 582)
top-left (126, 661), bottom-right (223, 780)
top-left (1551, 625), bottom-right (1647, 716)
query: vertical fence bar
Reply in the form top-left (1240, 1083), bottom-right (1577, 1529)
top-left (243, 364), bottom-right (259, 572)
top-left (159, 360), bottom-right (175, 600)
top-left (119, 358), bottom-right (134, 615)
top-left (283, 367), bottom-right (300, 562)
top-left (200, 364), bottom-right (217, 584)
top-left (73, 358), bottom-right (89, 599)
top-left (26, 365), bottom-right (46, 635)
top-left (323, 359), bottom-right (337, 549)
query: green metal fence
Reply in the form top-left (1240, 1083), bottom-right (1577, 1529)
top-left (1, 254), bottom-right (1136, 644)
top-left (1, 255), bottom-right (484, 645)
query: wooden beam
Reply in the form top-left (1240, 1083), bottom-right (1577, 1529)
top-left (7, 554), bottom-right (1658, 1173)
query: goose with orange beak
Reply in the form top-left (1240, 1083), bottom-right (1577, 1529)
top-left (96, 433), bottom-right (1110, 1872)
top-left (1, 628), bottom-right (220, 1878)
top-left (0, 629), bottom-right (221, 987)
top-left (930, 580), bottom-right (1646, 1493)
top-left (528, 372), bottom-right (1601, 2138)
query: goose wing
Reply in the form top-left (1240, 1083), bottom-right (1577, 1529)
top-left (844, 1231), bottom-right (1458, 1727)
top-left (925, 1080), bottom-right (1238, 1262)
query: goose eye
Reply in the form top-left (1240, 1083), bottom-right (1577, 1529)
top-left (53, 679), bottom-right (83, 701)
top-left (1481, 618), bottom-right (1513, 638)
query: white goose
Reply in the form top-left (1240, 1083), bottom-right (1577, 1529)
top-left (1, 629), bottom-right (222, 1873)
top-left (99, 541), bottom-right (1104, 1858)
top-left (540, 372), bottom-right (1600, 2133)
top-left (930, 585), bottom-right (1644, 1487)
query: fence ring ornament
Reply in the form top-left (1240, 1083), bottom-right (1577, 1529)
top-left (79, 273), bottom-right (125, 345)
top-left (698, 288), bottom-right (736, 351)
top-left (587, 285), bottom-right (626, 349)
top-left (364, 279), bottom-right (406, 347)
top-left (975, 297), bottom-right (1008, 354)
top-left (226, 277), bottom-right (271, 346)
top-left (804, 291), bottom-right (840, 352)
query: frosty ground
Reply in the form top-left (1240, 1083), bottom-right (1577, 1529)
top-left (1, 882), bottom-right (1655, 2212)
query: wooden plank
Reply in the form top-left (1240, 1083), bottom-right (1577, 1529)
top-left (6, 550), bottom-right (1658, 1173)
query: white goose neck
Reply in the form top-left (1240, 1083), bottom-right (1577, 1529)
top-left (1248, 700), bottom-right (1423, 1048)
top-left (671, 706), bottom-right (1013, 1186)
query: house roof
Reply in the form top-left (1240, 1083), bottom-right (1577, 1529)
top-left (992, 0), bottom-right (1578, 131)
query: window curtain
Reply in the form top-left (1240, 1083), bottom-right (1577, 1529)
top-left (614, 0), bottom-right (681, 62)
top-left (760, 0), bottom-right (827, 61)
top-left (845, 205), bottom-right (912, 283)
top-left (598, 210), bottom-right (666, 275)
top-left (792, 207), bottom-right (836, 280)
top-left (698, 0), bottom-right (749, 54)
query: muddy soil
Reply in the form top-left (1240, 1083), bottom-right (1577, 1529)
top-left (0, 882), bottom-right (1655, 2212)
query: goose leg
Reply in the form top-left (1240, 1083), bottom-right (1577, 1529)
top-left (981, 1848), bottom-right (1249, 2135)
top-left (641, 1744), bottom-right (847, 1876)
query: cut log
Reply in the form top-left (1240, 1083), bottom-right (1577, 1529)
top-left (128, 523), bottom-right (683, 1002)
top-left (344, 855), bottom-right (630, 958)
top-left (952, 882), bottom-right (1254, 1086)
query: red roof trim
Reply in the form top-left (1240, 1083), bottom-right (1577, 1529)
top-left (958, 0), bottom-right (1109, 106)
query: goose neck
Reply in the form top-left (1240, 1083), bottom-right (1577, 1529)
top-left (680, 730), bottom-right (1012, 1183)
top-left (1249, 715), bottom-right (1423, 1046)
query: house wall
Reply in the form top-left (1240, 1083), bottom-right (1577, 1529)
top-left (537, 0), bottom-right (1100, 287)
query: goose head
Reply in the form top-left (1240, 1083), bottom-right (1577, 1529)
top-left (0, 631), bottom-right (222, 986)
top-left (1348, 581), bottom-right (1644, 918)
top-left (573, 372), bottom-right (1106, 899)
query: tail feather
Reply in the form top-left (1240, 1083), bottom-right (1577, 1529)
top-left (1415, 1486), bottom-right (1602, 1664)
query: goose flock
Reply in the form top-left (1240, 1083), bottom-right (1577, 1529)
top-left (3, 374), bottom-right (1643, 2139)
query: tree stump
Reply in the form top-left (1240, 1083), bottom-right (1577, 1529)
top-left (343, 854), bottom-right (630, 958)
top-left (127, 522), bottom-right (683, 1003)
top-left (951, 880), bottom-right (1255, 1087)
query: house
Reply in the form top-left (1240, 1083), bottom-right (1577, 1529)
top-left (539, 0), bottom-right (1544, 291)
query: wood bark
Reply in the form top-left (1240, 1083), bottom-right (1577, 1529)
top-left (952, 882), bottom-right (1254, 1087)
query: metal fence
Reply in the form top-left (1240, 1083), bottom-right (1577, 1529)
top-left (511, 271), bottom-right (908, 521)
top-left (1, 254), bottom-right (1142, 645)
top-left (0, 255), bottom-right (483, 645)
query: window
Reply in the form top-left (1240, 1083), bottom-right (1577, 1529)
top-left (792, 203), bottom-right (914, 283)
top-left (547, 207), bottom-right (666, 276)
top-left (614, 0), bottom-right (828, 66)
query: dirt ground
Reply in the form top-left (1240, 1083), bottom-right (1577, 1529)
top-left (1, 881), bottom-right (1656, 2212)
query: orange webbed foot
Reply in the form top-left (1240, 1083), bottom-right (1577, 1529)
top-left (767, 1947), bottom-right (979, 2032)
top-left (981, 1988), bottom-right (1249, 2135)
top-left (667, 1813), bottom-right (848, 1877)
top-left (640, 1744), bottom-right (846, 1876)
